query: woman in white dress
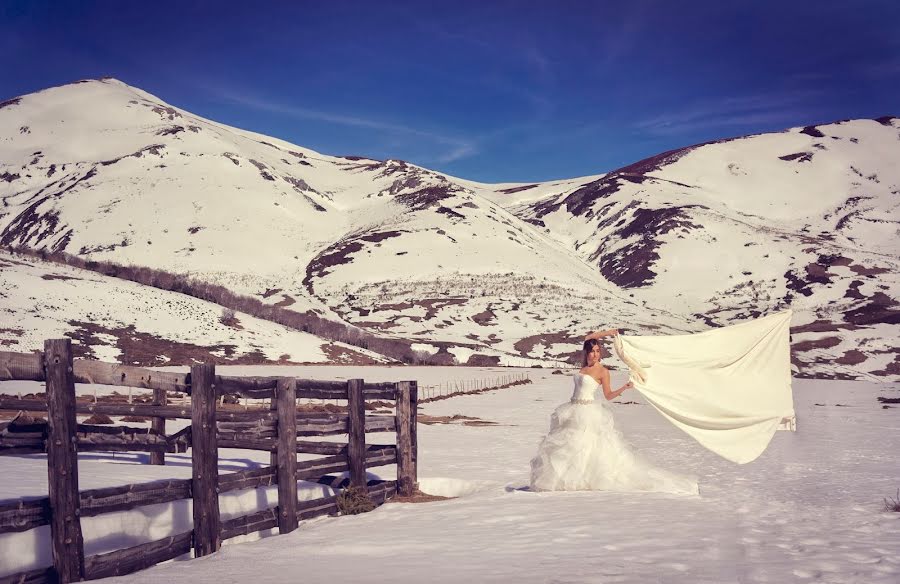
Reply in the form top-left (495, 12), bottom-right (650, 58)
top-left (529, 329), bottom-right (698, 495)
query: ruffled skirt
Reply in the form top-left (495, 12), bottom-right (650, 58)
top-left (529, 401), bottom-right (698, 495)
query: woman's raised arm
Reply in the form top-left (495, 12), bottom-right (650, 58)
top-left (584, 328), bottom-right (619, 341)
top-left (599, 369), bottom-right (632, 401)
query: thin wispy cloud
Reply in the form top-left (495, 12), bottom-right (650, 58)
top-left (213, 88), bottom-right (478, 164)
top-left (635, 91), bottom-right (826, 136)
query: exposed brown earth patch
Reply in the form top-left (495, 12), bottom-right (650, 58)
top-left (835, 350), bottom-right (867, 365)
top-left (248, 159), bottom-right (276, 181)
top-left (390, 491), bottom-right (455, 503)
top-left (156, 125), bottom-right (185, 136)
top-left (465, 354), bottom-right (501, 366)
top-left (497, 184), bottom-right (539, 194)
top-left (273, 294), bottom-right (296, 308)
top-left (0, 97), bottom-right (22, 110)
top-left (101, 144), bottom-right (166, 166)
top-left (41, 273), bottom-right (81, 281)
top-left (64, 320), bottom-right (272, 366)
top-left (843, 292), bottom-right (900, 326)
top-left (320, 343), bottom-right (380, 365)
top-left (395, 185), bottom-right (456, 211)
top-left (304, 231), bottom-right (403, 292)
top-left (793, 336), bottom-right (842, 352)
top-left (513, 332), bottom-right (581, 359)
top-left (593, 206), bottom-right (703, 288)
top-left (800, 125), bottom-right (826, 138)
top-left (471, 307), bottom-right (497, 326)
top-left (779, 152), bottom-right (814, 162)
top-left (418, 414), bottom-right (499, 426)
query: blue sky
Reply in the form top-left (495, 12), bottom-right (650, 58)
top-left (2, 0), bottom-right (898, 182)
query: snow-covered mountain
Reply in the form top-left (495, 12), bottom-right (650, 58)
top-left (1, 79), bottom-right (897, 379)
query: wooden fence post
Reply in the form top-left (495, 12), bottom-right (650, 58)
top-left (410, 380), bottom-right (418, 491)
top-left (150, 386), bottom-right (166, 465)
top-left (269, 393), bottom-right (278, 469)
top-left (276, 377), bottom-right (298, 533)
top-left (190, 363), bottom-right (220, 557)
top-left (396, 381), bottom-right (418, 497)
top-left (44, 339), bottom-right (85, 583)
top-left (346, 379), bottom-right (366, 488)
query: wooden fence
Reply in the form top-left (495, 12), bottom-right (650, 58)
top-left (418, 372), bottom-right (530, 401)
top-left (0, 339), bottom-right (418, 583)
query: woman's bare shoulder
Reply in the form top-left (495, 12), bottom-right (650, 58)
top-left (581, 365), bottom-right (608, 383)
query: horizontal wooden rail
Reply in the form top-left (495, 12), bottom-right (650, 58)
top-left (83, 531), bottom-right (193, 580)
top-left (0, 498), bottom-right (51, 534)
top-left (0, 477), bottom-right (194, 535)
top-left (80, 479), bottom-right (193, 518)
top-left (0, 565), bottom-right (52, 584)
top-left (0, 351), bottom-right (188, 393)
top-left (216, 376), bottom-right (397, 400)
top-left (218, 466), bottom-right (277, 494)
top-left (221, 508), bottom-right (278, 540)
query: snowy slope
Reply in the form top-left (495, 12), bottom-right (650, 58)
top-left (0, 250), bottom-right (385, 365)
top-left (0, 79), bottom-right (896, 378)
top-left (0, 367), bottom-right (898, 582)
top-left (508, 121), bottom-right (900, 379)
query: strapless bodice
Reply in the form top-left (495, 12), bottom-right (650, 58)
top-left (571, 373), bottom-right (598, 404)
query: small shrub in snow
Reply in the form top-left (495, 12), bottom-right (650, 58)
top-left (884, 489), bottom-right (900, 512)
top-left (336, 485), bottom-right (375, 515)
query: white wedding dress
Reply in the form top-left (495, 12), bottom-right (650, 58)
top-left (529, 372), bottom-right (698, 495)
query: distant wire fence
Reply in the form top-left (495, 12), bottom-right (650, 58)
top-left (418, 372), bottom-right (531, 402)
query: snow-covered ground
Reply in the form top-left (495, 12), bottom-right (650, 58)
top-left (1, 367), bottom-right (898, 583)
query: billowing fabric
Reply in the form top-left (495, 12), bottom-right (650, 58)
top-left (614, 310), bottom-right (795, 464)
top-left (529, 373), bottom-right (698, 495)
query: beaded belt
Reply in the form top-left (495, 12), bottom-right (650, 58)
top-left (570, 398), bottom-right (594, 405)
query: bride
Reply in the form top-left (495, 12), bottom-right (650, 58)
top-left (529, 329), bottom-right (698, 495)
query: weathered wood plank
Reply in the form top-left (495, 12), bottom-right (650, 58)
top-left (0, 498), bottom-right (50, 534)
top-left (295, 413), bottom-right (348, 436)
top-left (1, 475), bottom-right (195, 534)
top-left (365, 446), bottom-right (398, 468)
top-left (410, 381), bottom-right (419, 491)
top-left (396, 381), bottom-right (415, 497)
top-left (215, 375), bottom-right (398, 400)
top-left (73, 359), bottom-right (187, 393)
top-left (190, 363), bottom-right (220, 557)
top-left (295, 454), bottom-right (349, 481)
top-left (0, 565), bottom-right (53, 584)
top-left (150, 386), bottom-right (166, 465)
top-left (276, 377), bottom-right (298, 534)
top-left (44, 340), bottom-right (85, 583)
top-left (367, 480), bottom-right (397, 506)
top-left (296, 440), bottom-right (346, 455)
top-left (83, 530), bottom-right (192, 580)
top-left (217, 419), bottom-right (276, 436)
top-left (220, 508), bottom-right (278, 540)
top-left (347, 379), bottom-right (366, 488)
top-left (218, 466), bottom-right (277, 494)
top-left (0, 398), bottom-right (281, 422)
top-left (80, 479), bottom-right (192, 517)
top-left (166, 425), bottom-right (191, 453)
top-left (296, 494), bottom-right (339, 521)
top-left (364, 415), bottom-right (397, 433)
top-left (217, 437), bottom-right (277, 451)
top-left (0, 350), bottom-right (43, 382)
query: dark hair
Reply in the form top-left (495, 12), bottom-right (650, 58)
top-left (582, 339), bottom-right (601, 367)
